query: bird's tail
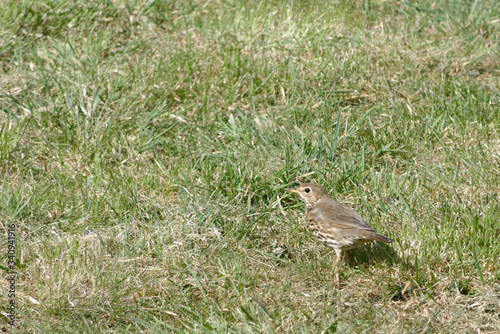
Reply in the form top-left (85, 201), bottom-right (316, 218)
top-left (369, 232), bottom-right (394, 243)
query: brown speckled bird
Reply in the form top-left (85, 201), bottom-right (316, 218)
top-left (286, 183), bottom-right (393, 270)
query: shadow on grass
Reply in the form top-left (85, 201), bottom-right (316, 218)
top-left (345, 242), bottom-right (402, 268)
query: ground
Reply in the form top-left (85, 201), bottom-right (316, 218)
top-left (0, 0), bottom-right (499, 332)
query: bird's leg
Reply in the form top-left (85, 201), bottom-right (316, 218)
top-left (332, 249), bottom-right (342, 282)
top-left (334, 249), bottom-right (342, 267)
top-left (344, 249), bottom-right (350, 263)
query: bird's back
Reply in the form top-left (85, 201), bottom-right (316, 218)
top-left (306, 195), bottom-right (393, 248)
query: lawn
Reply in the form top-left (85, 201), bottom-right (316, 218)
top-left (0, 0), bottom-right (499, 332)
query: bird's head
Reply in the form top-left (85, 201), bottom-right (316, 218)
top-left (285, 183), bottom-right (328, 204)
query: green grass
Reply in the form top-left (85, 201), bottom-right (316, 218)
top-left (1, 0), bottom-right (499, 332)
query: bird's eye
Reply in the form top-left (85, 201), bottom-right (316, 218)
top-left (305, 188), bottom-right (310, 193)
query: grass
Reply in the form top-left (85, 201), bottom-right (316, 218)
top-left (0, 0), bottom-right (499, 332)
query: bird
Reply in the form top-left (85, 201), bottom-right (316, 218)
top-left (285, 183), bottom-right (394, 273)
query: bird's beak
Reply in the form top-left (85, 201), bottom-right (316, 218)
top-left (285, 187), bottom-right (298, 193)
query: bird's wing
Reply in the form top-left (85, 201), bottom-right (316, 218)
top-left (309, 201), bottom-right (393, 243)
top-left (310, 200), bottom-right (375, 230)
top-left (322, 213), bottom-right (376, 232)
